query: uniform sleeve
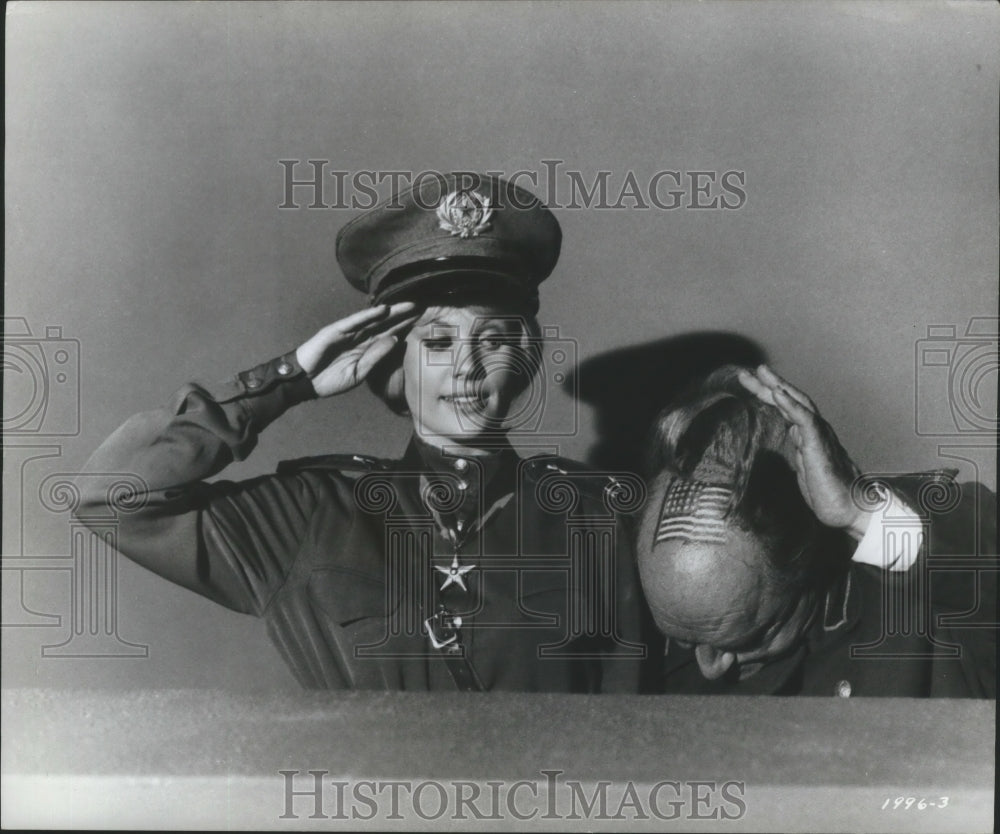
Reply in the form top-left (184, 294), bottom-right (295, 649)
top-left (925, 481), bottom-right (998, 617)
top-left (883, 474), bottom-right (998, 607)
top-left (851, 485), bottom-right (923, 571)
top-left (73, 352), bottom-right (325, 615)
top-left (925, 482), bottom-right (998, 698)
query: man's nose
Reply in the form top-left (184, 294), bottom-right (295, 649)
top-left (694, 644), bottom-right (737, 680)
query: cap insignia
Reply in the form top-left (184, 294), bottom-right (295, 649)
top-left (437, 189), bottom-right (493, 239)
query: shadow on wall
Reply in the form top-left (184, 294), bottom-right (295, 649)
top-left (570, 332), bottom-right (767, 473)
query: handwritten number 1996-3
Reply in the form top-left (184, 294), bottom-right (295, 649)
top-left (881, 797), bottom-right (949, 810)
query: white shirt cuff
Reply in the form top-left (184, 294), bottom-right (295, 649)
top-left (850, 485), bottom-right (924, 572)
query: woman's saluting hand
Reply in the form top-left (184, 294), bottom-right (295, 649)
top-left (295, 302), bottom-right (419, 398)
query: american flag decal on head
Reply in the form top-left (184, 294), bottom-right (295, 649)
top-left (654, 478), bottom-right (734, 546)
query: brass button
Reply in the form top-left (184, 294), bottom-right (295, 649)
top-left (454, 458), bottom-right (469, 472)
top-left (245, 376), bottom-right (261, 390)
top-left (277, 362), bottom-right (293, 376)
top-left (836, 680), bottom-right (852, 698)
top-left (457, 480), bottom-right (468, 492)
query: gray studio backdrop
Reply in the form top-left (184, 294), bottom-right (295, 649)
top-left (4, 1), bottom-right (997, 689)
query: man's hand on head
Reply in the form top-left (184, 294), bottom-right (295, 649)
top-left (737, 365), bottom-right (872, 540)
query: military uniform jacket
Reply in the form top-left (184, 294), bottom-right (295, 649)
top-left (75, 354), bottom-right (649, 691)
top-left (656, 476), bottom-right (997, 698)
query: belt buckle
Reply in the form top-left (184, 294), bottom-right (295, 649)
top-left (424, 605), bottom-right (463, 651)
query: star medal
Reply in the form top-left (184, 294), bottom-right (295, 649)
top-left (436, 553), bottom-right (475, 592)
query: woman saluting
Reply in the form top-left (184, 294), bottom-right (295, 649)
top-left (75, 173), bottom-right (647, 691)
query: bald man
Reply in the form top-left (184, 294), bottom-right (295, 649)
top-left (636, 365), bottom-right (996, 697)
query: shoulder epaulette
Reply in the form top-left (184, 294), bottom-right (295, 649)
top-left (524, 455), bottom-right (620, 495)
top-left (522, 454), bottom-right (598, 480)
top-left (277, 453), bottom-right (395, 475)
top-left (522, 455), bottom-right (645, 505)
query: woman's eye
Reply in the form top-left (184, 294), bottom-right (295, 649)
top-left (478, 334), bottom-right (506, 351)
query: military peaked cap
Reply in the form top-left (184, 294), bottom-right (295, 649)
top-left (336, 172), bottom-right (561, 310)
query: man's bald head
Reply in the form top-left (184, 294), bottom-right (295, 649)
top-left (637, 474), bottom-right (803, 669)
top-left (636, 366), bottom-right (828, 680)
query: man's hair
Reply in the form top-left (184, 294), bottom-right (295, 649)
top-left (366, 291), bottom-right (543, 416)
top-left (649, 365), bottom-right (829, 588)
